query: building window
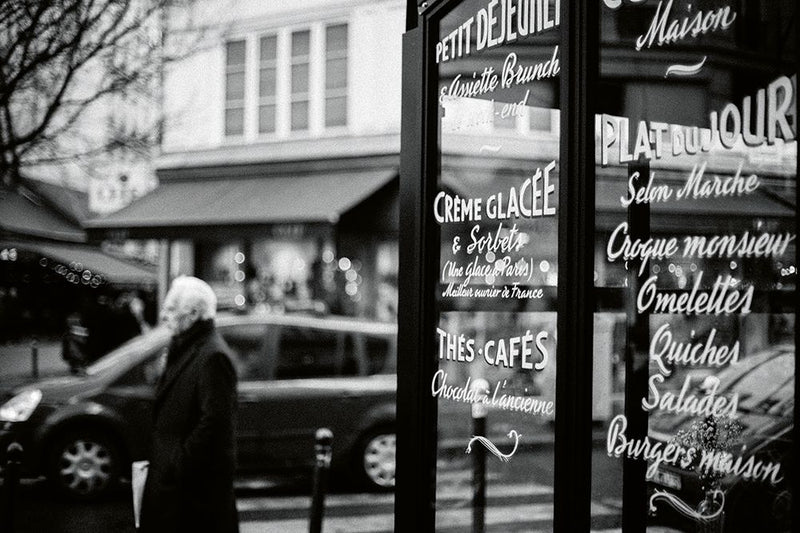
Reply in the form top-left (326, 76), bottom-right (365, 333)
top-left (258, 35), bottom-right (277, 134)
top-left (325, 24), bottom-right (348, 127)
top-left (224, 40), bottom-right (246, 137)
top-left (290, 30), bottom-right (310, 132)
top-left (225, 22), bottom-right (348, 139)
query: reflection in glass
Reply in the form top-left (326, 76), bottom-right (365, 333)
top-left (592, 1), bottom-right (796, 531)
top-left (434, 0), bottom-right (562, 529)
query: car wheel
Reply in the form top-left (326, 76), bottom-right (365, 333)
top-left (48, 429), bottom-right (121, 499)
top-left (357, 428), bottom-right (396, 490)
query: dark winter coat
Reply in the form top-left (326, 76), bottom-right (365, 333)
top-left (140, 319), bottom-right (239, 533)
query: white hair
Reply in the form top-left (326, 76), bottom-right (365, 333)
top-left (168, 276), bottom-right (217, 319)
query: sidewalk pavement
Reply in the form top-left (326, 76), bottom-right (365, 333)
top-left (0, 340), bottom-right (70, 390)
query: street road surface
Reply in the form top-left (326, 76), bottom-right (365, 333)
top-left (4, 448), bottom-right (629, 532)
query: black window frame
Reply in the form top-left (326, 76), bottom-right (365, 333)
top-left (398, 1), bottom-right (798, 532)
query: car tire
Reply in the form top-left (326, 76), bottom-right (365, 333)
top-left (355, 427), bottom-right (396, 491)
top-left (47, 428), bottom-right (122, 500)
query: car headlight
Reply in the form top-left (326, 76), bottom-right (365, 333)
top-left (0, 389), bottom-right (42, 422)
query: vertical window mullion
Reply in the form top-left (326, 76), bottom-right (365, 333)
top-left (309, 23), bottom-right (324, 134)
top-left (553, 1), bottom-right (598, 532)
top-left (276, 31), bottom-right (291, 136)
top-left (244, 33), bottom-right (257, 140)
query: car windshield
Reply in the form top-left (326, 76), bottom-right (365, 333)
top-left (734, 353), bottom-right (794, 415)
top-left (84, 326), bottom-right (171, 376)
top-left (650, 347), bottom-right (795, 436)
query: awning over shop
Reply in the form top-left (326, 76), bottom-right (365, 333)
top-left (1, 240), bottom-right (156, 286)
top-left (0, 187), bottom-right (85, 242)
top-left (86, 169), bottom-right (398, 239)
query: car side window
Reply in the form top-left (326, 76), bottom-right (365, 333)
top-left (274, 326), bottom-right (348, 379)
top-left (735, 353), bottom-right (794, 414)
top-left (365, 333), bottom-right (396, 374)
top-left (113, 347), bottom-right (167, 387)
top-left (273, 326), bottom-right (395, 379)
top-left (219, 324), bottom-right (270, 380)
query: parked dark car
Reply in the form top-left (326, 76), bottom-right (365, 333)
top-left (0, 313), bottom-right (398, 499)
top-left (647, 344), bottom-right (794, 533)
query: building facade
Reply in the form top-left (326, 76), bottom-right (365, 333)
top-left (89, 0), bottom-right (406, 318)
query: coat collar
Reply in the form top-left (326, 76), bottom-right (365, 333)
top-left (153, 319), bottom-right (214, 413)
top-left (167, 319), bottom-right (214, 363)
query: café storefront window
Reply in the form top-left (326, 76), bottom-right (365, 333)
top-left (594, 2), bottom-right (796, 532)
top-left (399, 0), bottom-right (796, 532)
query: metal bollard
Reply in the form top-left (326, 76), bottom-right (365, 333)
top-left (3, 442), bottom-right (24, 533)
top-left (471, 379), bottom-right (489, 533)
top-left (30, 339), bottom-right (39, 380)
top-left (309, 428), bottom-right (333, 533)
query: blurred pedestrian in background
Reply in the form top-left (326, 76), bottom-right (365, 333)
top-left (139, 276), bottom-right (239, 533)
top-left (61, 310), bottom-right (89, 374)
top-left (62, 291), bottom-right (152, 372)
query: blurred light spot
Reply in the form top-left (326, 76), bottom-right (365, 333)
top-left (345, 282), bottom-right (358, 296)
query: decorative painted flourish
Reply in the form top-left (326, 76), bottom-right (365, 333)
top-left (465, 430), bottom-right (521, 462)
top-left (649, 489), bottom-right (725, 522)
top-left (665, 56), bottom-right (707, 78)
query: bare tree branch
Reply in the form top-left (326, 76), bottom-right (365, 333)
top-left (0, 0), bottom-right (201, 185)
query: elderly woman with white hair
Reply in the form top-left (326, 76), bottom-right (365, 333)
top-left (140, 276), bottom-right (239, 533)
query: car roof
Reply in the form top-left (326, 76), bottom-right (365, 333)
top-left (215, 312), bottom-right (398, 337)
top-left (83, 313), bottom-right (396, 378)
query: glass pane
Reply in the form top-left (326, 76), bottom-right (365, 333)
top-left (258, 104), bottom-right (275, 134)
top-left (434, 0), bottom-right (562, 530)
top-left (220, 324), bottom-right (269, 380)
top-left (291, 100), bottom-right (308, 131)
top-left (492, 102), bottom-right (516, 129)
top-left (291, 30), bottom-right (310, 57)
top-left (260, 35), bottom-right (277, 61)
top-left (291, 63), bottom-right (309, 94)
top-left (225, 71), bottom-right (245, 101)
top-left (224, 107), bottom-right (243, 136)
top-left (259, 67), bottom-right (276, 97)
top-left (593, 2), bottom-right (796, 532)
top-left (529, 108), bottom-right (552, 132)
top-left (226, 40), bottom-right (246, 66)
top-left (326, 24), bottom-right (347, 52)
top-left (325, 96), bottom-right (346, 127)
top-left (326, 57), bottom-right (347, 90)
